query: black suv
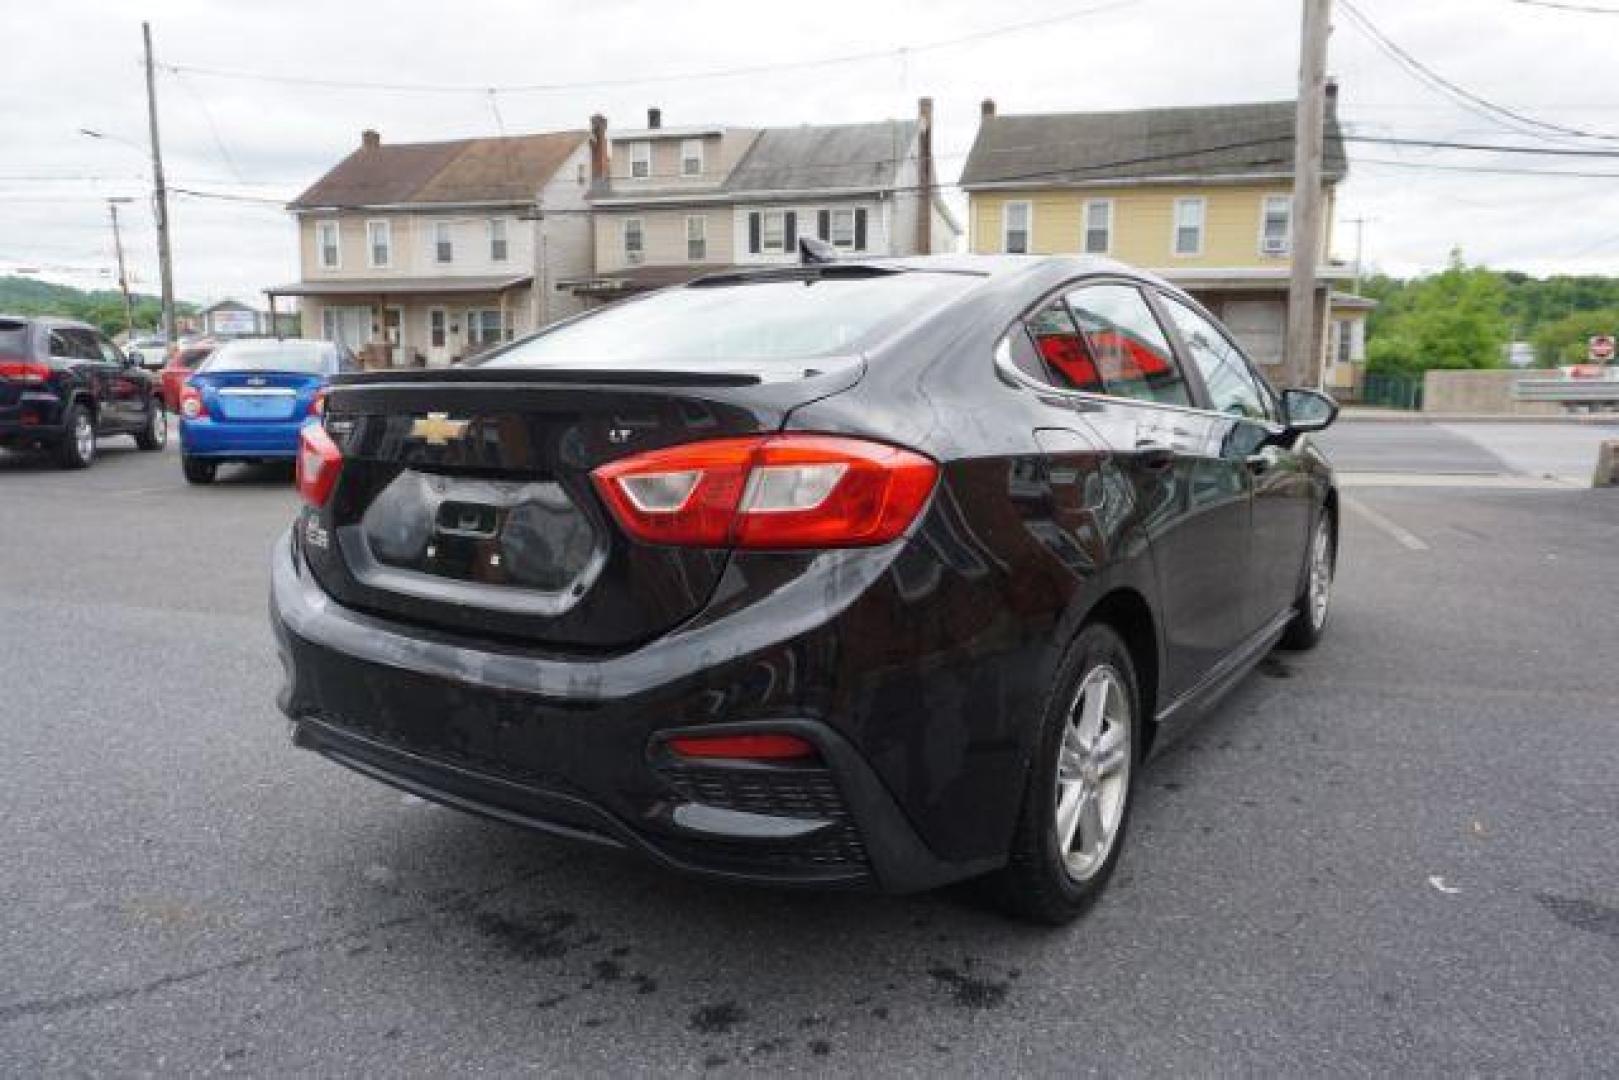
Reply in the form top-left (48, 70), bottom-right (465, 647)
top-left (0, 315), bottom-right (167, 468)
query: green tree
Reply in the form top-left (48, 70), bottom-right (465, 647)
top-left (1365, 251), bottom-right (1510, 376)
top-left (1530, 308), bottom-right (1619, 367)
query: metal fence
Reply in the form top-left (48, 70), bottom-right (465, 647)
top-left (1361, 373), bottom-right (1425, 411)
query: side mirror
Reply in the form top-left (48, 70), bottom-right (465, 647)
top-left (1281, 388), bottom-right (1339, 433)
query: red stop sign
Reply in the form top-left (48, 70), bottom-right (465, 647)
top-left (1591, 335), bottom-right (1616, 362)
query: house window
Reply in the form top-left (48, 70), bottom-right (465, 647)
top-left (489, 218), bottom-right (508, 262)
top-left (762, 210), bottom-right (785, 253)
top-left (316, 220), bottom-right (340, 269)
top-left (434, 221), bottom-right (453, 264)
top-left (468, 310), bottom-right (505, 347)
top-left (748, 210), bottom-right (797, 255)
top-left (680, 139), bottom-right (703, 177)
top-left (1083, 199), bottom-right (1112, 255)
top-left (624, 218), bottom-right (645, 265)
top-left (1336, 318), bottom-right (1354, 363)
top-left (830, 208), bottom-right (856, 249)
top-left (686, 215), bottom-right (706, 261)
top-left (1173, 198), bottom-right (1205, 256)
top-left (629, 141), bottom-right (651, 179)
top-left (1003, 201), bottom-right (1031, 254)
top-left (367, 219), bottom-right (391, 268)
top-left (1261, 195), bottom-right (1291, 255)
top-left (430, 309), bottom-right (447, 348)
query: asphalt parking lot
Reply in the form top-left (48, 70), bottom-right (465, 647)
top-left (2, 426), bottom-right (1617, 1075)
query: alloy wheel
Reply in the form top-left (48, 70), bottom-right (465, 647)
top-left (1308, 521), bottom-right (1332, 629)
top-left (75, 412), bottom-right (95, 463)
top-left (1054, 663), bottom-right (1132, 882)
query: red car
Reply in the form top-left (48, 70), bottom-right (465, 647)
top-left (160, 338), bottom-right (219, 412)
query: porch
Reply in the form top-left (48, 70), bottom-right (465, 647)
top-left (265, 275), bottom-right (534, 368)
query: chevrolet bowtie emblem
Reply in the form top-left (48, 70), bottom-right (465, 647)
top-left (410, 413), bottom-right (469, 445)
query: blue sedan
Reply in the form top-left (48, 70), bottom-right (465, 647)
top-left (178, 338), bottom-right (355, 485)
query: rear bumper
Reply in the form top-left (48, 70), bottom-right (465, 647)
top-left (180, 416), bottom-right (305, 458)
top-left (269, 528), bottom-right (981, 893)
top-left (0, 393), bottom-right (66, 443)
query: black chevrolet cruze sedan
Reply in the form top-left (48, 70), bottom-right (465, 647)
top-left (270, 254), bottom-right (1339, 923)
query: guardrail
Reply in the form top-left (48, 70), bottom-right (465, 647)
top-left (1513, 378), bottom-right (1619, 405)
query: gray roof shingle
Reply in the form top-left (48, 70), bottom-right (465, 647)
top-left (290, 131), bottom-right (586, 209)
top-left (724, 121), bottom-right (917, 194)
top-left (960, 100), bottom-right (1345, 188)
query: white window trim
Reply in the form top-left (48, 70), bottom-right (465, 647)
top-left (366, 218), bottom-right (392, 269)
top-left (685, 215), bottom-right (706, 261)
top-left (1082, 198), bottom-right (1113, 256)
top-left (488, 218), bottom-right (508, 262)
top-left (680, 139), bottom-right (704, 178)
top-left (433, 220), bottom-right (454, 265)
top-left (1171, 197), bottom-right (1205, 258)
top-left (1002, 200), bottom-right (1032, 254)
top-left (1259, 194), bottom-right (1292, 256)
top-left (623, 217), bottom-right (645, 264)
top-left (761, 210), bottom-right (786, 254)
top-left (629, 141), bottom-right (652, 179)
top-left (316, 219), bottom-right (341, 270)
top-left (830, 207), bottom-right (857, 250)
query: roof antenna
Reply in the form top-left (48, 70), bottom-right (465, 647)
top-left (799, 236), bottom-right (837, 265)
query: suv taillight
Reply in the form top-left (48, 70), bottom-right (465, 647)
top-left (179, 384), bottom-right (207, 418)
top-left (0, 361), bottom-right (50, 385)
top-left (296, 422), bottom-right (343, 508)
top-left (591, 434), bottom-right (937, 549)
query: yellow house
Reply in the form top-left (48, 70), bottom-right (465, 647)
top-left (962, 94), bottom-right (1364, 384)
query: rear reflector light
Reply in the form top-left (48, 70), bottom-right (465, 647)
top-left (592, 434), bottom-right (937, 549)
top-left (179, 384), bottom-right (206, 418)
top-left (296, 423), bottom-right (343, 508)
top-left (667, 733), bottom-right (818, 762)
top-left (0, 361), bottom-right (50, 385)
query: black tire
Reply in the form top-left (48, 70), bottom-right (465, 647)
top-left (55, 402), bottom-right (96, 470)
top-left (134, 400), bottom-right (167, 451)
top-left (182, 456), bottom-right (217, 485)
top-left (1279, 509), bottom-right (1335, 651)
top-left (985, 623), bottom-right (1142, 925)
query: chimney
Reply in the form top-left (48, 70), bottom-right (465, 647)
top-left (980, 98), bottom-right (996, 120)
top-left (361, 129), bottom-right (381, 150)
top-left (589, 114), bottom-right (610, 188)
top-left (647, 107), bottom-right (662, 130)
top-left (916, 97), bottom-right (935, 255)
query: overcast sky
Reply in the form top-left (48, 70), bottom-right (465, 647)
top-left (5, 0), bottom-right (1619, 306)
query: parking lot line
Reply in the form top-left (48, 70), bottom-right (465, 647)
top-left (1344, 496), bottom-right (1430, 552)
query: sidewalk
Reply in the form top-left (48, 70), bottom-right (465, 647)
top-left (1340, 406), bottom-right (1619, 425)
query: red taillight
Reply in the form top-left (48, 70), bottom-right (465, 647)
top-left (0, 361), bottom-right (50, 385)
top-left (591, 434), bottom-right (937, 549)
top-left (308, 387), bottom-right (328, 417)
top-left (179, 384), bottom-right (207, 419)
top-left (667, 733), bottom-right (818, 762)
top-left (296, 423), bottom-right (343, 508)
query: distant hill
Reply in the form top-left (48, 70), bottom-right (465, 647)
top-left (0, 275), bottom-right (195, 337)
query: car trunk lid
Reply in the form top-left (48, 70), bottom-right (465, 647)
top-left (195, 369), bottom-right (323, 422)
top-left (300, 359), bottom-right (861, 651)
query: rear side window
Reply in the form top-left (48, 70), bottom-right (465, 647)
top-left (1159, 296), bottom-right (1275, 422)
top-left (1064, 285), bottom-right (1191, 408)
top-left (481, 272), bottom-right (980, 366)
top-left (0, 320), bottom-right (31, 355)
top-left (1025, 301), bottom-right (1103, 393)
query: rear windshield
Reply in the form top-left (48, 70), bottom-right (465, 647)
top-left (0, 320), bottom-right (30, 355)
top-left (481, 272), bottom-right (980, 366)
top-left (201, 340), bottom-right (332, 375)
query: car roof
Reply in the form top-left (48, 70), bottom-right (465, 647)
top-left (687, 253), bottom-right (1174, 293)
top-left (0, 313), bottom-right (98, 332)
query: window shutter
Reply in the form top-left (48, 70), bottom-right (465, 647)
top-left (817, 210), bottom-right (830, 241)
top-left (854, 207), bottom-right (868, 250)
top-left (784, 211), bottom-right (798, 251)
top-left (748, 212), bottom-right (761, 255)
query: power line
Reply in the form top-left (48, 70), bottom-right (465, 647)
top-left (1340, 0), bottom-right (1619, 142)
top-left (1506, 0), bottom-right (1619, 12)
top-left (156, 0), bottom-right (1138, 95)
top-left (1353, 156), bottom-right (1619, 179)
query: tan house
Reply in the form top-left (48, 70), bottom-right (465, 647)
top-left (270, 127), bottom-right (601, 367)
top-left (567, 100), bottom-right (959, 301)
top-left (961, 92), bottom-right (1364, 381)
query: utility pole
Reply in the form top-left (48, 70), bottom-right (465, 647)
top-left (1284, 0), bottom-right (1333, 390)
top-left (143, 22), bottom-right (177, 351)
top-left (107, 198), bottom-right (135, 340)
